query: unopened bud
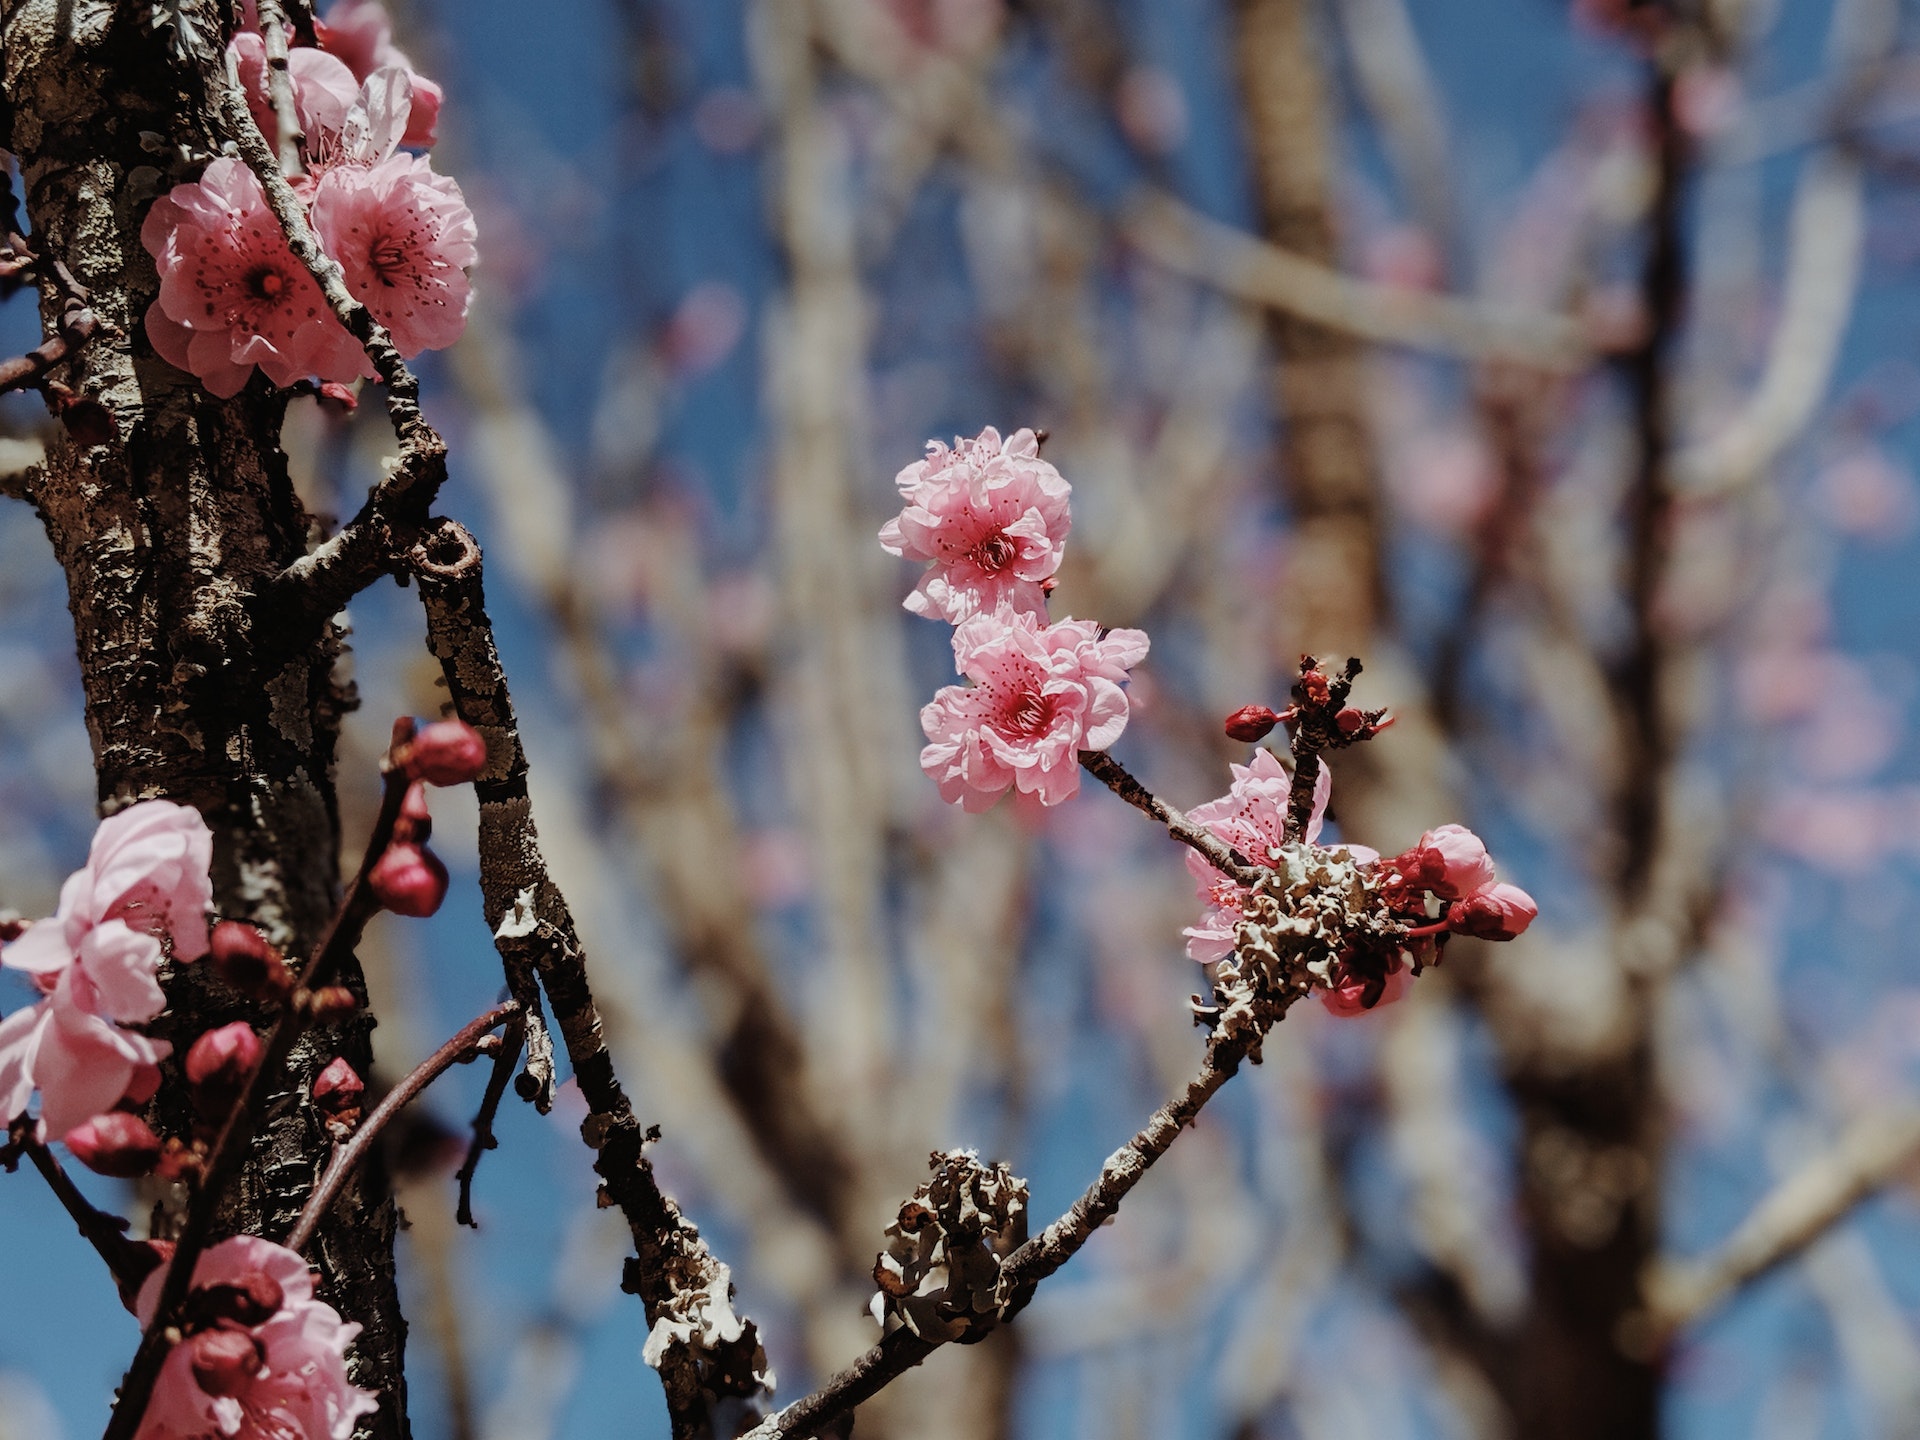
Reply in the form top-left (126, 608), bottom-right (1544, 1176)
top-left (187, 1325), bottom-right (266, 1397)
top-left (399, 719), bottom-right (487, 787)
top-left (304, 985), bottom-right (360, 1021)
top-left (209, 921), bottom-right (291, 1001)
top-left (186, 1022), bottom-right (262, 1120)
top-left (369, 842), bottom-right (449, 918)
top-left (1222, 705), bottom-right (1280, 743)
top-left (1446, 882), bottom-right (1538, 941)
top-left (316, 380), bottom-right (358, 412)
top-left (64, 1112), bottom-right (163, 1178)
top-left (1336, 707), bottom-right (1366, 734)
top-left (1299, 669), bottom-right (1331, 706)
top-left (312, 1057), bottom-right (365, 1138)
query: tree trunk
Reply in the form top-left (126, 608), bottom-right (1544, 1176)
top-left (3, 4), bottom-right (409, 1435)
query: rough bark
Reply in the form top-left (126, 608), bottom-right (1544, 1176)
top-left (1, 4), bottom-right (408, 1435)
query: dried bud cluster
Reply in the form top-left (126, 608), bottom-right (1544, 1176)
top-left (870, 1149), bottom-right (1030, 1342)
top-left (1195, 843), bottom-right (1407, 1043)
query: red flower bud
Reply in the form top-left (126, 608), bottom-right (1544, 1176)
top-left (1446, 882), bottom-right (1538, 941)
top-left (209, 921), bottom-right (291, 1001)
top-left (1335, 707), bottom-right (1366, 734)
top-left (64, 1112), bottom-right (163, 1178)
top-left (1222, 705), bottom-right (1280, 743)
top-left (369, 842), bottom-right (449, 918)
top-left (186, 1022), bottom-right (262, 1119)
top-left (187, 1326), bottom-right (266, 1397)
top-left (312, 1058), bottom-right (364, 1137)
top-left (400, 719), bottom-right (488, 787)
top-left (1300, 670), bottom-right (1331, 706)
top-left (316, 381), bottom-right (359, 412)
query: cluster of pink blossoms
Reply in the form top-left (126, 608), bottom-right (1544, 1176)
top-left (0, 801), bottom-right (212, 1140)
top-left (133, 1235), bottom-right (376, 1440)
top-left (1184, 751), bottom-right (1538, 1017)
top-left (141, 1), bottom-right (474, 397)
top-left (883, 426), bottom-right (1147, 812)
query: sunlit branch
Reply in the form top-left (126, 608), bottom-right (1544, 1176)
top-left (1120, 190), bottom-right (1591, 373)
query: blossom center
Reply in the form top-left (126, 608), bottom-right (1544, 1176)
top-left (1003, 689), bottom-right (1054, 738)
top-left (247, 267), bottom-right (286, 301)
top-left (970, 530), bottom-right (1016, 573)
top-left (368, 232), bottom-right (408, 285)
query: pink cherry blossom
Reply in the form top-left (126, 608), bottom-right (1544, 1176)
top-left (142, 158), bottom-right (368, 397)
top-left (315, 0), bottom-right (443, 147)
top-left (134, 1235), bottom-right (378, 1440)
top-left (919, 608), bottom-right (1148, 812)
top-left (0, 800), bottom-right (212, 1138)
top-left (308, 152), bottom-right (475, 356)
top-left (229, 31), bottom-right (360, 149)
top-left (1447, 882), bottom-right (1538, 941)
top-left (1181, 750), bottom-right (1332, 965)
top-left (880, 426), bottom-right (1072, 623)
top-left (8, 798), bottom-right (216, 966)
top-left (1391, 823), bottom-right (1498, 900)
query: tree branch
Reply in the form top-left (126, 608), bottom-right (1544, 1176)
top-left (1120, 189), bottom-right (1592, 373)
top-left (253, 0), bottom-right (305, 174)
top-left (1641, 1104), bottom-right (1920, 1340)
top-left (741, 1025), bottom-right (1265, 1440)
top-left (455, 1008), bottom-right (524, 1228)
top-left (14, 1138), bottom-right (148, 1293)
top-left (407, 517), bottom-right (768, 1436)
top-left (1077, 750), bottom-right (1263, 884)
top-left (288, 1002), bottom-right (520, 1251)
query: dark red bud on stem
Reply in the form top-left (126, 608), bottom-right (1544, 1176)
top-left (397, 719), bottom-right (487, 787)
top-left (369, 843), bottom-right (449, 918)
top-left (64, 1112), bottom-right (163, 1178)
top-left (1223, 705), bottom-right (1280, 743)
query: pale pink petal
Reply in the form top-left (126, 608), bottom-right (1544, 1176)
top-left (76, 920), bottom-right (166, 1023)
top-left (0, 1004), bottom-right (47, 1126)
top-left (2, 916), bottom-right (73, 977)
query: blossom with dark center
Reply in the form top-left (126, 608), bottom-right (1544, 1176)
top-left (919, 607), bottom-right (1148, 812)
top-left (880, 426), bottom-right (1073, 623)
top-left (141, 158), bottom-right (367, 396)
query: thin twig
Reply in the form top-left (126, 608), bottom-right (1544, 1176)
top-left (1120, 189), bottom-right (1591, 373)
top-left (101, 767), bottom-right (411, 1440)
top-left (253, 0), bottom-right (305, 174)
top-left (1077, 750), bottom-right (1262, 885)
top-left (289, 1002), bottom-right (520, 1250)
top-left (22, 1140), bottom-right (147, 1291)
top-left (0, 256), bottom-right (96, 397)
top-left (454, 1009), bottom-right (524, 1228)
top-left (1641, 1104), bottom-right (1920, 1340)
top-left (741, 1027), bottom-right (1264, 1440)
